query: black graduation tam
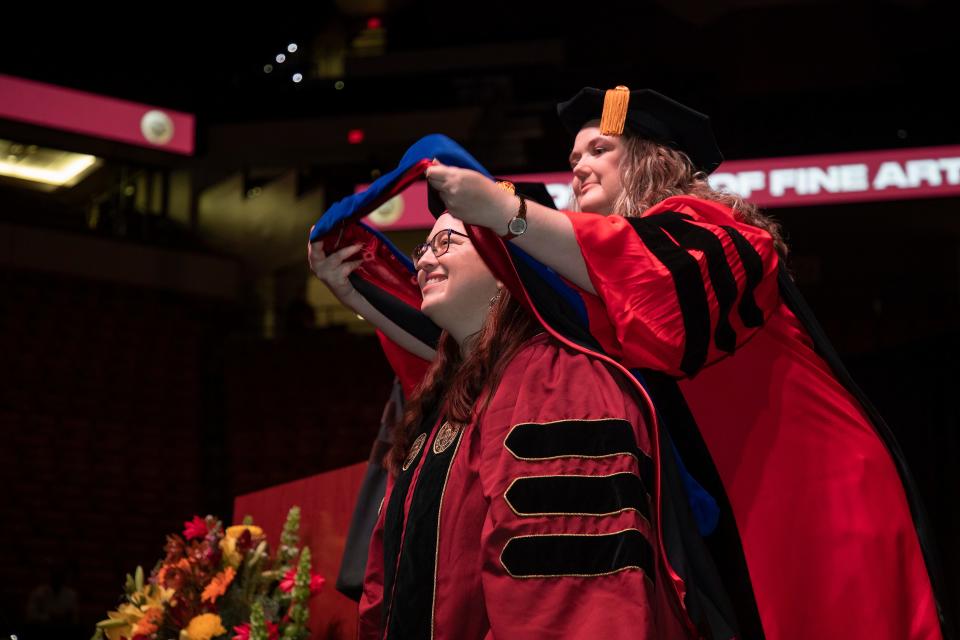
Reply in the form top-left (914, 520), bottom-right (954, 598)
top-left (507, 181), bottom-right (558, 210)
top-left (427, 180), bottom-right (557, 217)
top-left (557, 86), bottom-right (724, 174)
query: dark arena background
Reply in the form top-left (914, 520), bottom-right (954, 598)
top-left (1, 2), bottom-right (958, 638)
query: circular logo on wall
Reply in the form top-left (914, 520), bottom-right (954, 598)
top-left (368, 195), bottom-right (404, 226)
top-left (140, 110), bottom-right (175, 146)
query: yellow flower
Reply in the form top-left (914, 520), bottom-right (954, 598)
top-left (140, 582), bottom-right (175, 607)
top-left (99, 604), bottom-right (140, 640)
top-left (98, 584), bottom-right (173, 640)
top-left (220, 525), bottom-right (263, 567)
top-left (219, 536), bottom-right (241, 568)
top-left (156, 583), bottom-right (177, 604)
top-left (180, 613), bottom-right (226, 640)
top-left (225, 524), bottom-right (263, 540)
top-left (201, 566), bottom-right (236, 603)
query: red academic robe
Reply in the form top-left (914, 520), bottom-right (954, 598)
top-left (358, 335), bottom-right (694, 639)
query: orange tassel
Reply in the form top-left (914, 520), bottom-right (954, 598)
top-left (600, 85), bottom-right (630, 136)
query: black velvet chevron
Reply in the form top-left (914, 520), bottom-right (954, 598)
top-left (504, 418), bottom-right (653, 489)
top-left (504, 473), bottom-right (649, 520)
top-left (626, 211), bottom-right (765, 376)
top-left (501, 529), bottom-right (654, 578)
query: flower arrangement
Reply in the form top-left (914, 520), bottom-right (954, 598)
top-left (93, 506), bottom-right (324, 640)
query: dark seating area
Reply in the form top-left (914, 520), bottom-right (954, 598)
top-left (0, 266), bottom-right (392, 635)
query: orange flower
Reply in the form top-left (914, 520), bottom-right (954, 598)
top-left (201, 566), bottom-right (236, 604)
top-left (132, 606), bottom-right (163, 636)
top-left (158, 557), bottom-right (193, 588)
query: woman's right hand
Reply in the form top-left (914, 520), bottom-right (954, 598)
top-left (306, 234), bottom-right (438, 361)
top-left (425, 161), bottom-right (514, 230)
top-left (307, 236), bottom-right (365, 304)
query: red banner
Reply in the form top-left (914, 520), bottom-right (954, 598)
top-left (709, 145), bottom-right (960, 207)
top-left (0, 74), bottom-right (195, 155)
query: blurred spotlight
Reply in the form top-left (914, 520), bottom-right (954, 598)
top-left (264, 64), bottom-right (273, 73)
top-left (292, 73), bottom-right (303, 83)
top-left (348, 129), bottom-right (364, 144)
top-left (367, 17), bottom-right (382, 29)
top-left (287, 43), bottom-right (298, 53)
top-left (276, 53), bottom-right (287, 64)
top-left (334, 80), bottom-right (345, 90)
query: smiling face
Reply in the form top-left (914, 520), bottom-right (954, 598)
top-left (568, 120), bottom-right (626, 215)
top-left (416, 213), bottom-right (500, 344)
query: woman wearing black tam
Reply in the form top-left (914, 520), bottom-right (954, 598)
top-left (425, 86), bottom-right (948, 640)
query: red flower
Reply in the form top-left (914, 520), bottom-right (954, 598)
top-left (279, 567), bottom-right (326, 594)
top-left (183, 516), bottom-right (209, 541)
top-left (161, 562), bottom-right (191, 591)
top-left (234, 528), bottom-right (254, 554)
top-left (232, 621), bottom-right (279, 640)
top-left (163, 534), bottom-right (186, 562)
top-left (310, 573), bottom-right (327, 593)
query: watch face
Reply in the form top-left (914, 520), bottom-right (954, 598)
top-left (508, 217), bottom-right (527, 235)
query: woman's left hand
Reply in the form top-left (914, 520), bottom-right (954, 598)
top-left (425, 162), bottom-right (514, 230)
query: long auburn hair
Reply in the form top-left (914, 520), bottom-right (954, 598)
top-left (388, 289), bottom-right (540, 474)
top-left (575, 133), bottom-right (789, 256)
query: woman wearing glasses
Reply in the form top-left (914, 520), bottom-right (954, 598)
top-left (353, 210), bottom-right (694, 639)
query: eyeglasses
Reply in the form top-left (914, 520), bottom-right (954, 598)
top-left (411, 228), bottom-right (471, 264)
